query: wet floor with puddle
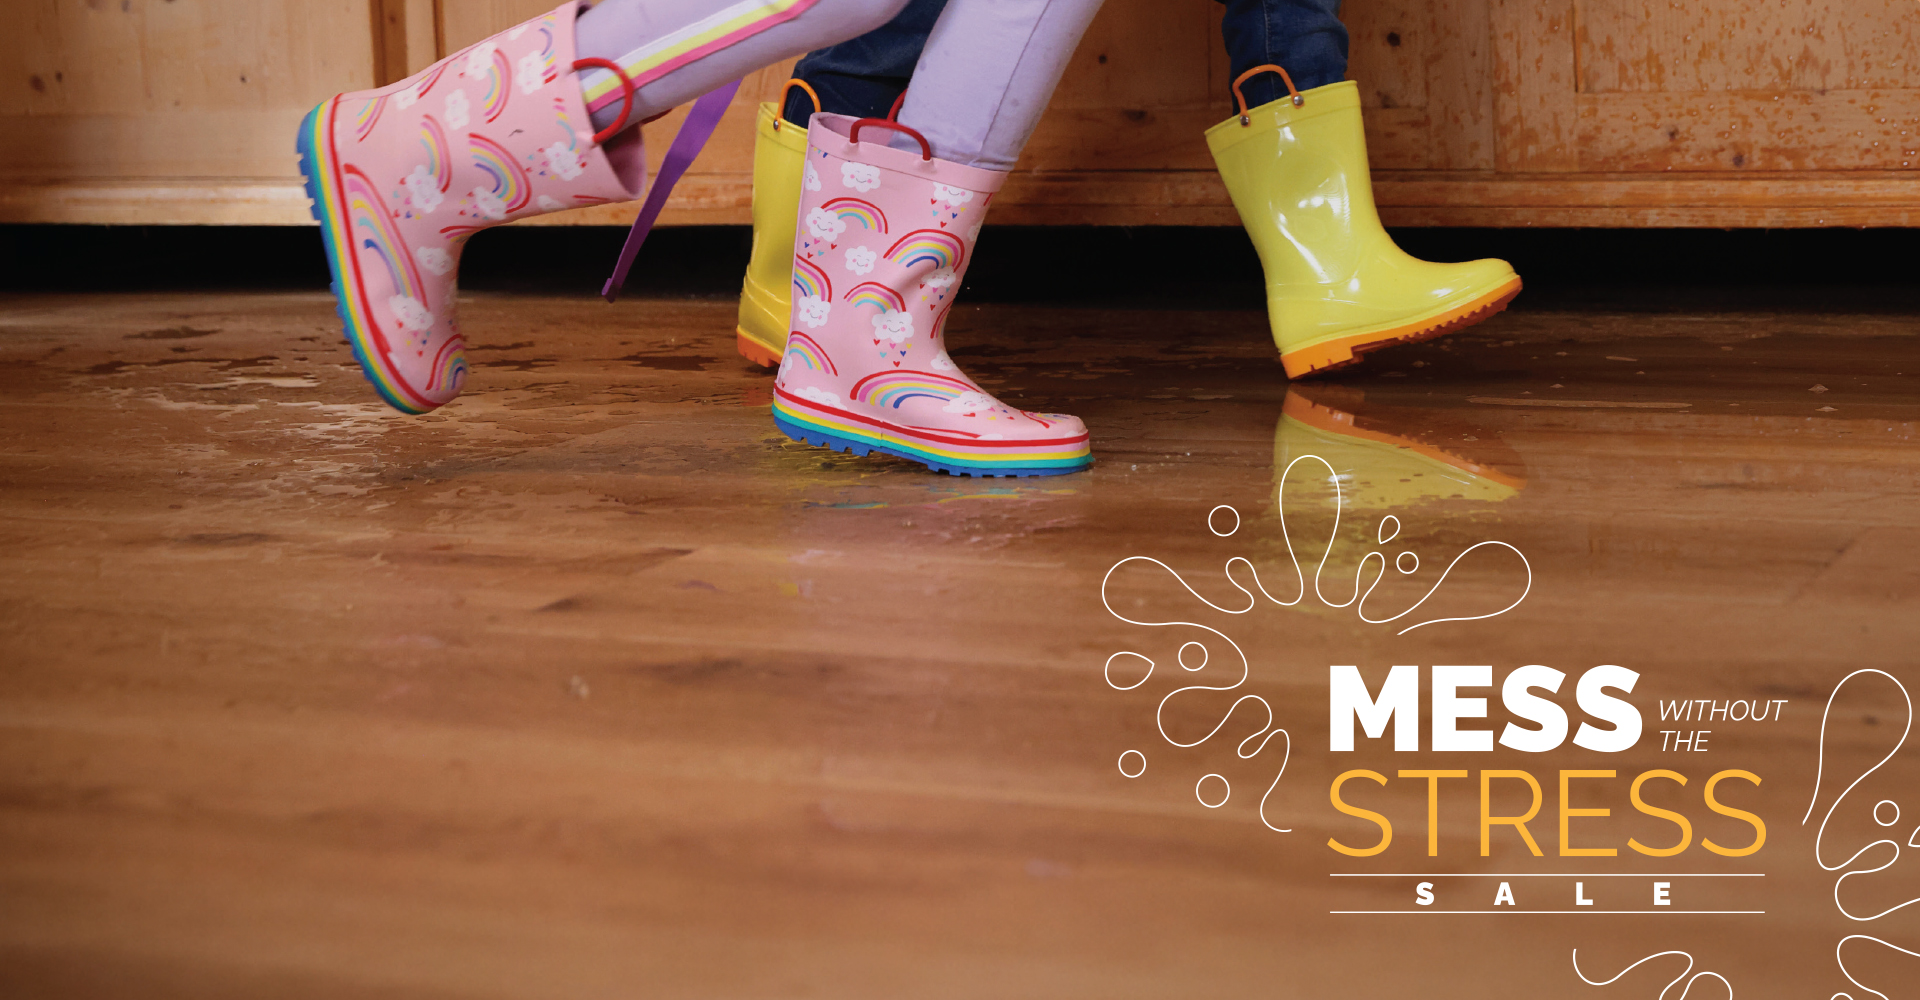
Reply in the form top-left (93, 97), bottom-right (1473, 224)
top-left (1, 291), bottom-right (1916, 997)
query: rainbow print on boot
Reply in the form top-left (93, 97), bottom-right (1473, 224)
top-left (772, 114), bottom-right (1091, 478)
top-left (298, 2), bottom-right (644, 414)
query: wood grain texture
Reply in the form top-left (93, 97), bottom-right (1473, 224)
top-left (1493, 0), bottom-right (1580, 171)
top-left (0, 0), bottom-right (373, 181)
top-left (1575, 91), bottom-right (1920, 171)
top-left (437, 0), bottom-right (553, 54)
top-left (3, 0), bottom-right (1915, 226)
top-left (6, 172), bottom-right (1918, 228)
top-left (2, 291), bottom-right (1919, 997)
top-left (1426, 0), bottom-right (1495, 170)
top-left (0, 180), bottom-right (318, 225)
top-left (1344, 0), bottom-right (1427, 112)
top-left (1575, 0), bottom-right (1920, 94)
top-left (411, 0), bottom-right (446, 74)
top-left (371, 0), bottom-right (410, 87)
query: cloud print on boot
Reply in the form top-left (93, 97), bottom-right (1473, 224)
top-left (806, 207), bottom-right (846, 241)
top-left (415, 247), bottom-right (452, 276)
top-left (516, 50), bottom-right (548, 94)
top-left (404, 166), bottom-right (444, 214)
top-left (841, 162), bottom-right (880, 192)
top-left (871, 310), bottom-right (913, 345)
top-left (795, 294), bottom-right (831, 329)
top-left (933, 183), bottom-right (974, 208)
top-left (445, 89), bottom-right (471, 129)
top-left (942, 390), bottom-right (994, 415)
top-left (543, 140), bottom-right (584, 180)
top-left (388, 295), bottom-right (432, 331)
top-left (462, 43), bottom-right (496, 78)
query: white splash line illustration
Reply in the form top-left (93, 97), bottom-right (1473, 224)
top-left (1100, 454), bottom-right (1530, 829)
top-left (1833, 936), bottom-right (1920, 1000)
top-left (1217, 454), bottom-right (1534, 635)
top-left (1571, 949), bottom-right (1731, 999)
top-left (1100, 557), bottom-right (1291, 832)
top-left (1803, 668), bottom-right (1920, 1000)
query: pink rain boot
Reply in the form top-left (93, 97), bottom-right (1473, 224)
top-left (772, 115), bottom-right (1092, 477)
top-left (297, 2), bottom-right (644, 414)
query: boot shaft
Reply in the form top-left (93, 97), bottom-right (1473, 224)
top-left (343, 5), bottom-right (646, 231)
top-left (1204, 76), bottom-right (1520, 375)
top-left (302, 1), bottom-right (644, 413)
top-left (1206, 80), bottom-right (1383, 289)
top-left (772, 113), bottom-right (1090, 476)
top-left (737, 100), bottom-right (813, 366)
top-left (789, 112), bottom-right (1004, 353)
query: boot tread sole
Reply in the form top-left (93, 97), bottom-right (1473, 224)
top-left (772, 410), bottom-right (1090, 479)
top-left (735, 328), bottom-right (782, 368)
top-left (297, 99), bottom-right (432, 415)
top-left (1282, 275), bottom-right (1523, 379)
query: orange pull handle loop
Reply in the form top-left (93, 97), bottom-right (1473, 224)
top-left (571, 58), bottom-right (637, 145)
top-left (775, 78), bottom-right (821, 131)
top-left (783, 78), bottom-right (822, 117)
top-left (849, 117), bottom-right (932, 160)
top-left (1232, 63), bottom-right (1304, 126)
top-left (887, 90), bottom-right (907, 122)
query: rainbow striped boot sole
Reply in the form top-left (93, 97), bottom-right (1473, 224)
top-left (774, 388), bottom-right (1090, 478)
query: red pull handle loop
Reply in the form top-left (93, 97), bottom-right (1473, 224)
top-left (849, 117), bottom-right (932, 160)
top-left (571, 57), bottom-right (637, 145)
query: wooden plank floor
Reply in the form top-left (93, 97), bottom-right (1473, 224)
top-left (2, 291), bottom-right (1917, 997)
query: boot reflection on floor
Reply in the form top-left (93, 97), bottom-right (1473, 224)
top-left (1274, 383), bottom-right (1527, 508)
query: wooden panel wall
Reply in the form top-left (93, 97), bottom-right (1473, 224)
top-left (1, 0), bottom-right (374, 222)
top-left (2, 0), bottom-right (1915, 227)
top-left (371, 0), bottom-right (444, 87)
top-left (440, 0), bottom-right (556, 54)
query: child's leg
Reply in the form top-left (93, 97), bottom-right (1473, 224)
top-left (1216, 0), bottom-right (1348, 109)
top-left (892, 0), bottom-right (1107, 170)
top-left (782, 0), bottom-right (949, 124)
top-left (574, 0), bottom-right (915, 132)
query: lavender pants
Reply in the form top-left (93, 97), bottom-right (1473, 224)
top-left (575, 0), bottom-right (1104, 170)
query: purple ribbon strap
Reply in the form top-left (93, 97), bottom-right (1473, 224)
top-left (601, 79), bottom-right (743, 302)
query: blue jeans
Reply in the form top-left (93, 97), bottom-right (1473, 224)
top-left (785, 0), bottom-right (1347, 122)
top-left (1218, 0), bottom-right (1348, 109)
top-left (781, 0), bottom-right (949, 123)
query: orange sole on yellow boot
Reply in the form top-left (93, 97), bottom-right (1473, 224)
top-left (736, 327), bottom-right (782, 368)
top-left (1279, 275), bottom-right (1523, 379)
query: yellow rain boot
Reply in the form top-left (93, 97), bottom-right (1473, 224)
top-left (1274, 384), bottom-right (1523, 508)
top-left (734, 79), bottom-right (820, 367)
top-left (1208, 66), bottom-right (1522, 379)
